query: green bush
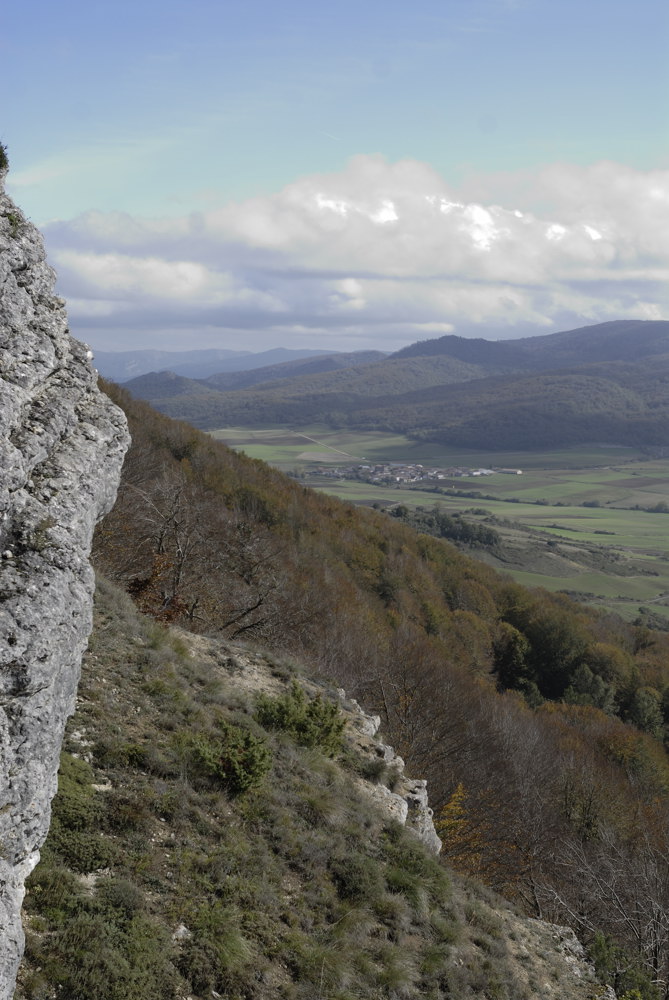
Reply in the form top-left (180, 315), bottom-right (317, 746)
top-left (96, 878), bottom-right (145, 920)
top-left (357, 755), bottom-right (388, 784)
top-left (51, 754), bottom-right (102, 831)
top-left (24, 864), bottom-right (86, 925)
top-left (589, 932), bottom-right (660, 1000)
top-left (0, 142), bottom-right (7, 170)
top-left (48, 824), bottom-right (118, 874)
top-left (382, 827), bottom-right (450, 906)
top-left (103, 788), bottom-right (152, 833)
top-left (178, 721), bottom-right (271, 794)
top-left (255, 681), bottom-right (345, 756)
top-left (328, 852), bottom-right (384, 902)
top-left (45, 753), bottom-right (117, 873)
top-left (44, 909), bottom-right (178, 1000)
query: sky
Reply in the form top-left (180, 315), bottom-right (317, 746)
top-left (3, 0), bottom-right (669, 354)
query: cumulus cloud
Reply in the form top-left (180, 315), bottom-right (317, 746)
top-left (43, 155), bottom-right (669, 352)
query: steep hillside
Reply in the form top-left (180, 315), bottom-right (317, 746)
top-left (16, 578), bottom-right (604, 1000)
top-left (84, 382), bottom-right (669, 998)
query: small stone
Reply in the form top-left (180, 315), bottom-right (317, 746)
top-left (172, 924), bottom-right (192, 942)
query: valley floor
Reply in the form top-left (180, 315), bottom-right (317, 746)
top-left (211, 426), bottom-right (669, 623)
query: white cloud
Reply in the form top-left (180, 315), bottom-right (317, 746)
top-left (57, 251), bottom-right (211, 300)
top-left (43, 155), bottom-right (669, 352)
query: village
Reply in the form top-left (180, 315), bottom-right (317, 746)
top-left (307, 462), bottom-right (523, 484)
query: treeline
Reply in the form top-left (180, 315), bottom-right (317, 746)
top-left (389, 503), bottom-right (501, 550)
top-left (95, 380), bottom-right (669, 997)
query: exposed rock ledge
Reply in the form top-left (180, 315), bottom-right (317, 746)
top-left (0, 168), bottom-right (129, 999)
top-left (340, 695), bottom-right (443, 853)
top-left (175, 630), bottom-right (443, 854)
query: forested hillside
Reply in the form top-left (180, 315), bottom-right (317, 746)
top-left (124, 321), bottom-right (669, 451)
top-left (124, 353), bottom-right (491, 426)
top-left (75, 381), bottom-right (669, 998)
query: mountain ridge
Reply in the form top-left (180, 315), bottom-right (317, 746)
top-left (94, 346), bottom-right (346, 382)
top-left (122, 321), bottom-right (669, 449)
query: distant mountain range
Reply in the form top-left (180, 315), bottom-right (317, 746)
top-left (119, 321), bottom-right (669, 450)
top-left (94, 346), bottom-right (356, 381)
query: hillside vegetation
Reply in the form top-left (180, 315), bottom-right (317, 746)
top-left (58, 381), bottom-right (669, 998)
top-left (124, 321), bottom-right (669, 451)
top-left (17, 578), bottom-right (604, 1000)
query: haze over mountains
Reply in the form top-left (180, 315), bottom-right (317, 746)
top-left (117, 320), bottom-right (669, 451)
top-left (94, 346), bottom-right (352, 382)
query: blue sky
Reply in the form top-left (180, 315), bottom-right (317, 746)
top-left (3, 0), bottom-right (669, 352)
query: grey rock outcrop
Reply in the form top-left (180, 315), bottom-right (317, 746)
top-left (0, 165), bottom-right (129, 999)
top-left (342, 694), bottom-right (442, 854)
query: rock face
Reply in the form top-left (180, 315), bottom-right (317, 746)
top-left (0, 166), bottom-right (129, 999)
top-left (342, 697), bottom-right (443, 854)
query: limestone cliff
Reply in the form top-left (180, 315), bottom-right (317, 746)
top-left (0, 164), bottom-right (129, 999)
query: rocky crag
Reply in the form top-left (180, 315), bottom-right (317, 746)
top-left (0, 162), bottom-right (129, 998)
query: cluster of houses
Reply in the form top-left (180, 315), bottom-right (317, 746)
top-left (308, 463), bottom-right (523, 484)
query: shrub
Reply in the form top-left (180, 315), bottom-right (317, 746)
top-left (24, 864), bottom-right (86, 925)
top-left (103, 789), bottom-right (152, 833)
top-left (255, 681), bottom-right (345, 756)
top-left (48, 825), bottom-right (118, 874)
top-left (0, 142), bottom-right (7, 170)
top-left (96, 878), bottom-right (145, 920)
top-left (45, 910), bottom-right (178, 1000)
top-left (178, 722), bottom-right (271, 794)
top-left (45, 753), bottom-right (118, 873)
top-left (51, 754), bottom-right (102, 831)
top-left (328, 853), bottom-right (384, 902)
top-left (382, 827), bottom-right (450, 906)
top-left (589, 932), bottom-right (660, 1000)
top-left (358, 755), bottom-right (388, 784)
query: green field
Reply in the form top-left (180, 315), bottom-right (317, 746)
top-left (211, 426), bottom-right (669, 622)
top-left (304, 479), bottom-right (669, 614)
top-left (211, 426), bottom-right (644, 472)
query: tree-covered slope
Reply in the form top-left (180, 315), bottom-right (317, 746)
top-left (389, 320), bottom-right (669, 369)
top-left (124, 353), bottom-right (493, 427)
top-left (349, 365), bottom-right (669, 448)
top-left (124, 351), bottom-right (388, 401)
top-left (512, 320), bottom-right (669, 366)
